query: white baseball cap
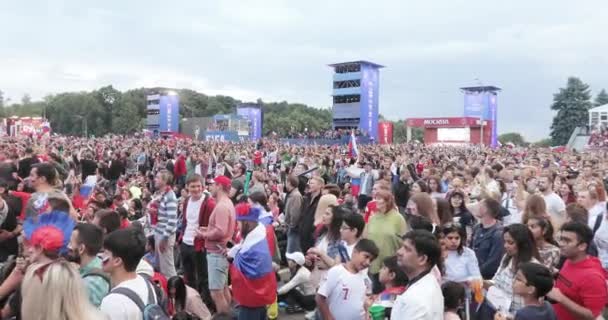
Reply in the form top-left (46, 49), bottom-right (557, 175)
top-left (285, 252), bottom-right (306, 266)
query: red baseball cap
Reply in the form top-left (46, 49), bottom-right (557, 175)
top-left (210, 175), bottom-right (231, 189)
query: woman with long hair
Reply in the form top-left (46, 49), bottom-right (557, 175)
top-left (306, 205), bottom-right (349, 289)
top-left (428, 175), bottom-right (445, 198)
top-left (442, 223), bottom-right (482, 283)
top-left (407, 192), bottom-right (441, 226)
top-left (559, 182), bottom-right (576, 205)
top-left (365, 190), bottom-right (407, 294)
top-left (21, 260), bottom-right (106, 320)
top-left (523, 216), bottom-right (560, 271)
top-left (434, 198), bottom-right (453, 225)
top-left (448, 191), bottom-right (475, 239)
top-left (411, 180), bottom-right (430, 195)
top-left (522, 194), bottom-right (549, 223)
top-left (167, 276), bottom-right (211, 319)
top-left (486, 223), bottom-right (540, 314)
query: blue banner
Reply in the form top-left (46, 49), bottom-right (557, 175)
top-left (237, 105), bottom-right (263, 141)
top-left (360, 64), bottom-right (380, 140)
top-left (159, 95), bottom-right (180, 132)
top-left (205, 130), bottom-right (240, 142)
top-left (488, 93), bottom-right (498, 147)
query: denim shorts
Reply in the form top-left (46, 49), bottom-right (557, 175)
top-left (207, 252), bottom-right (229, 290)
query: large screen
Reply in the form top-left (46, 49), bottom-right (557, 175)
top-left (437, 127), bottom-right (470, 142)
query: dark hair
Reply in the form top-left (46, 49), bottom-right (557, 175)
top-left (167, 276), bottom-right (187, 312)
top-left (47, 197), bottom-right (71, 213)
top-left (103, 227), bottom-right (146, 272)
top-left (342, 213), bottom-right (365, 238)
top-left (73, 223), bottom-right (104, 256)
top-left (319, 205), bottom-right (349, 242)
top-left (248, 191), bottom-right (270, 212)
top-left (408, 215), bottom-right (434, 233)
top-left (382, 256), bottom-right (408, 287)
top-left (442, 281), bottom-right (465, 310)
top-left (146, 235), bottom-right (155, 250)
top-left (353, 238), bottom-right (379, 259)
top-left (442, 223), bottom-right (466, 255)
top-left (502, 223), bottom-right (540, 270)
top-left (402, 229), bottom-right (442, 270)
top-left (32, 163), bottom-right (57, 185)
top-left (414, 180), bottom-right (430, 193)
top-left (560, 221), bottom-right (593, 250)
top-left (116, 207), bottom-right (129, 220)
top-left (519, 262), bottom-right (554, 298)
top-left (95, 209), bottom-right (121, 234)
top-left (524, 216), bottom-right (558, 246)
top-left (482, 197), bottom-right (501, 219)
top-left (435, 198), bottom-right (453, 225)
top-left (448, 191), bottom-right (467, 214)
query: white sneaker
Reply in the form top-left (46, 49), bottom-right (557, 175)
top-left (304, 310), bottom-right (316, 320)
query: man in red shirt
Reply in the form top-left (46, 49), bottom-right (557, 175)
top-left (548, 221), bottom-right (607, 320)
top-left (197, 175), bottom-right (236, 316)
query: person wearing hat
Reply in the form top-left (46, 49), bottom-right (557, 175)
top-left (278, 251), bottom-right (316, 314)
top-left (227, 203), bottom-right (276, 320)
top-left (196, 175), bottom-right (236, 316)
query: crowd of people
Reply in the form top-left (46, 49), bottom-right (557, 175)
top-left (588, 126), bottom-right (608, 148)
top-left (0, 134), bottom-right (607, 320)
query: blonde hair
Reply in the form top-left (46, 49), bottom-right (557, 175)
top-left (21, 261), bottom-right (106, 320)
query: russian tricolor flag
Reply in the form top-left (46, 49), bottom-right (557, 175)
top-left (348, 131), bottom-right (359, 158)
top-left (229, 224), bottom-right (277, 307)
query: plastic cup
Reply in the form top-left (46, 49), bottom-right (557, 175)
top-left (369, 305), bottom-right (386, 320)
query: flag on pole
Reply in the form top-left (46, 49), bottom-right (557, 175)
top-left (348, 131), bottom-right (359, 158)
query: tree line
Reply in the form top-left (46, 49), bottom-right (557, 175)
top-left (0, 86), bottom-right (334, 137)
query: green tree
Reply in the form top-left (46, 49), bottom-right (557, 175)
top-left (393, 120), bottom-right (423, 143)
top-left (594, 89), bottom-right (608, 107)
top-left (550, 77), bottom-right (593, 146)
top-left (498, 132), bottom-right (526, 145)
top-left (0, 90), bottom-right (4, 118)
top-left (21, 94), bottom-right (32, 105)
top-left (533, 138), bottom-right (553, 147)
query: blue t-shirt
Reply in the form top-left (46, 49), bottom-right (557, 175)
top-left (514, 302), bottom-right (557, 320)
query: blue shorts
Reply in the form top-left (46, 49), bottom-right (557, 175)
top-left (207, 252), bottom-right (229, 290)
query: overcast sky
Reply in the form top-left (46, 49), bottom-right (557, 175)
top-left (1, 1), bottom-right (607, 140)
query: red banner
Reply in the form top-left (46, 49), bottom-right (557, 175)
top-left (378, 122), bottom-right (393, 144)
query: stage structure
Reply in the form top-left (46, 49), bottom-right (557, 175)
top-left (329, 61), bottom-right (383, 140)
top-left (236, 103), bottom-right (263, 141)
top-left (205, 114), bottom-right (250, 142)
top-left (406, 117), bottom-right (492, 145)
top-left (460, 85), bottom-right (501, 147)
top-left (146, 90), bottom-right (180, 137)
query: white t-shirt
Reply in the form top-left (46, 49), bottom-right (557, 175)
top-left (588, 203), bottom-right (606, 229)
top-left (100, 275), bottom-right (154, 320)
top-left (182, 197), bottom-right (204, 246)
top-left (317, 264), bottom-right (371, 320)
top-left (391, 272), bottom-right (444, 320)
top-left (543, 192), bottom-right (566, 220)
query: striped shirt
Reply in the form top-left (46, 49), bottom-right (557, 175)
top-left (155, 189), bottom-right (179, 239)
top-left (80, 257), bottom-right (110, 307)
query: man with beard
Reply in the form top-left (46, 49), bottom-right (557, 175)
top-left (67, 223), bottom-right (110, 307)
top-left (539, 174), bottom-right (566, 227)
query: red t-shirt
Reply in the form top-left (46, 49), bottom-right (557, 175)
top-left (364, 200), bottom-right (377, 223)
top-left (553, 256), bottom-right (608, 320)
top-left (253, 151), bottom-right (262, 165)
